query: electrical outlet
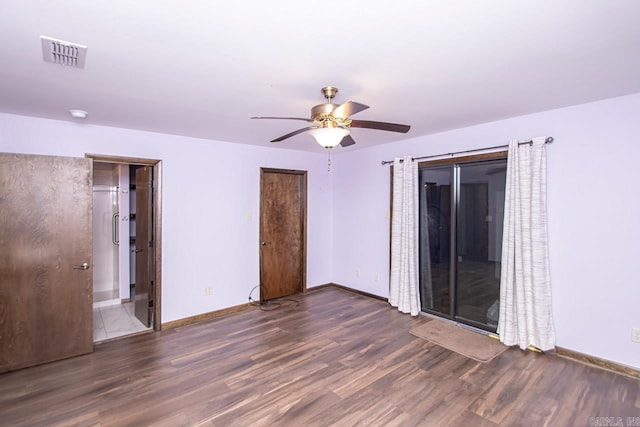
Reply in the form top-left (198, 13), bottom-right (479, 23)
top-left (374, 273), bottom-right (380, 282)
top-left (355, 269), bottom-right (360, 277)
top-left (203, 287), bottom-right (213, 296)
top-left (632, 328), bottom-right (640, 343)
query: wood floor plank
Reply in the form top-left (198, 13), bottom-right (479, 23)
top-left (0, 287), bottom-right (637, 426)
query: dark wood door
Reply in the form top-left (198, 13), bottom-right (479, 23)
top-left (134, 166), bottom-right (153, 327)
top-left (0, 152), bottom-right (93, 373)
top-left (259, 168), bottom-right (306, 301)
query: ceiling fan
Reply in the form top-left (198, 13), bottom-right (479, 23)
top-left (251, 86), bottom-right (411, 149)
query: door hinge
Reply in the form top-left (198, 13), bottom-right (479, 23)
top-left (148, 300), bottom-right (154, 308)
top-left (149, 240), bottom-right (154, 248)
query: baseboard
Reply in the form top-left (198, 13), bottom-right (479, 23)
top-left (555, 347), bottom-right (640, 379)
top-left (161, 302), bottom-right (252, 330)
top-left (308, 282), bottom-right (388, 302)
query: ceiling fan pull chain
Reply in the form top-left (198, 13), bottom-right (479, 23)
top-left (327, 149), bottom-right (332, 172)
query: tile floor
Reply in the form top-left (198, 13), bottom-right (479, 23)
top-left (93, 301), bottom-right (151, 342)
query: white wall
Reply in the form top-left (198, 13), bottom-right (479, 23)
top-left (0, 113), bottom-right (333, 323)
top-left (332, 93), bottom-right (640, 370)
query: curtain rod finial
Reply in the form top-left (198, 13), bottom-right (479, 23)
top-left (546, 137), bottom-right (554, 143)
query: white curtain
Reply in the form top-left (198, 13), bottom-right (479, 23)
top-left (498, 137), bottom-right (556, 351)
top-left (389, 156), bottom-right (420, 316)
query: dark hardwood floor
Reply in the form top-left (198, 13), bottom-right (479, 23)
top-left (0, 287), bottom-right (638, 426)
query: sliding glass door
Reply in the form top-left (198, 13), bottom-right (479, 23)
top-left (418, 157), bottom-right (506, 331)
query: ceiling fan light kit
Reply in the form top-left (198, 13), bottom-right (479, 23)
top-left (308, 127), bottom-right (350, 149)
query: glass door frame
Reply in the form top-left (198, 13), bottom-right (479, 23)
top-left (417, 151), bottom-right (507, 332)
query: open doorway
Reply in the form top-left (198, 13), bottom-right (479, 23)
top-left (88, 155), bottom-right (162, 342)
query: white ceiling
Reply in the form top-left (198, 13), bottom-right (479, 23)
top-left (1, 1), bottom-right (639, 152)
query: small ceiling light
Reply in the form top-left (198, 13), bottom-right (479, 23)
top-left (69, 109), bottom-right (88, 119)
top-left (308, 127), bottom-right (349, 149)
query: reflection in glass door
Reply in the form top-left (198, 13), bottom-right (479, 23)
top-left (419, 167), bottom-right (451, 315)
top-left (418, 159), bottom-right (507, 331)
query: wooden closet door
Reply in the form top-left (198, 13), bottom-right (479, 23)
top-left (0, 152), bottom-right (93, 372)
top-left (259, 168), bottom-right (306, 301)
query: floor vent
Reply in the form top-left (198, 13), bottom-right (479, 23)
top-left (40, 36), bottom-right (87, 68)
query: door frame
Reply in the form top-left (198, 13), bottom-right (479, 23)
top-left (259, 168), bottom-right (307, 301)
top-left (86, 154), bottom-right (163, 331)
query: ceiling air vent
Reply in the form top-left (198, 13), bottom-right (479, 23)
top-left (40, 36), bottom-right (87, 68)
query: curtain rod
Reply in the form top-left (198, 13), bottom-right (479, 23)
top-left (380, 136), bottom-right (554, 166)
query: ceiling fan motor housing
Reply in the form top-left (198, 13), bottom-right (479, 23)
top-left (311, 103), bottom-right (338, 119)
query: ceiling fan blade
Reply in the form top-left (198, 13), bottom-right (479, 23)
top-left (331, 101), bottom-right (369, 119)
top-left (270, 126), bottom-right (315, 142)
top-left (349, 120), bottom-right (410, 133)
top-left (252, 116), bottom-right (313, 122)
top-left (339, 134), bottom-right (356, 147)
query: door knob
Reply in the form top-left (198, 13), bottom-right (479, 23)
top-left (132, 249), bottom-right (143, 253)
top-left (73, 262), bottom-right (90, 270)
top-left (261, 241), bottom-right (270, 246)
